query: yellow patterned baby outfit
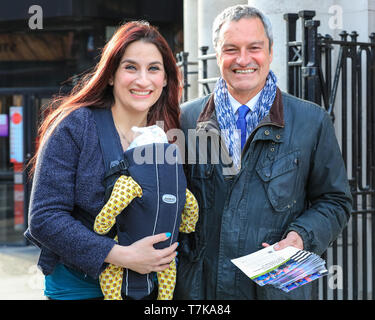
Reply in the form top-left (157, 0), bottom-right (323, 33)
top-left (94, 175), bottom-right (198, 300)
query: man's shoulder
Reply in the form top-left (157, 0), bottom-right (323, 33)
top-left (281, 91), bottom-right (324, 112)
top-left (181, 95), bottom-right (211, 113)
top-left (180, 94), bottom-right (212, 130)
top-left (281, 91), bottom-right (328, 121)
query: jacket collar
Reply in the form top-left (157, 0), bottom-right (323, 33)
top-left (196, 87), bottom-right (285, 131)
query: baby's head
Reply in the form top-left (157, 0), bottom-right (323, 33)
top-left (127, 125), bottom-right (168, 150)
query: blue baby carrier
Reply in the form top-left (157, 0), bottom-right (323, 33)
top-left (92, 107), bottom-right (186, 299)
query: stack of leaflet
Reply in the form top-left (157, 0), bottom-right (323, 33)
top-left (231, 244), bottom-right (328, 292)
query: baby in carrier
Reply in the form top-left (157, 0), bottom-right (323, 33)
top-left (94, 125), bottom-right (198, 300)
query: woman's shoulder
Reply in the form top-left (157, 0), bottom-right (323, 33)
top-left (56, 106), bottom-right (97, 134)
top-left (61, 106), bottom-right (93, 125)
top-left (48, 106), bottom-right (97, 150)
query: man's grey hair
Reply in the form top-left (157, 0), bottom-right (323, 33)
top-left (212, 5), bottom-right (273, 52)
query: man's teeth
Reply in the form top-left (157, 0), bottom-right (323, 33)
top-left (131, 90), bottom-right (151, 95)
top-left (235, 69), bottom-right (255, 74)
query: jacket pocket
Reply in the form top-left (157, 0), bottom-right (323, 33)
top-left (256, 150), bottom-right (300, 212)
top-left (188, 163), bottom-right (214, 209)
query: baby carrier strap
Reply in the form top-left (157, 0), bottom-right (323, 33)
top-left (91, 107), bottom-right (129, 202)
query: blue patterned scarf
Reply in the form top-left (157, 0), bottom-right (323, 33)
top-left (214, 70), bottom-right (277, 169)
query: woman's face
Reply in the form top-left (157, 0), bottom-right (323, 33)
top-left (110, 40), bottom-right (167, 117)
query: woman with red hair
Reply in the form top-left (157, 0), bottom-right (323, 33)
top-left (25, 21), bottom-right (183, 300)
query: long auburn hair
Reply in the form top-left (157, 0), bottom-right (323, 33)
top-left (29, 21), bottom-right (182, 174)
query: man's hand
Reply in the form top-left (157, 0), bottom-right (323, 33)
top-left (262, 231), bottom-right (304, 251)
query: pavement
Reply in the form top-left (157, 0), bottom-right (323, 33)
top-left (0, 245), bottom-right (46, 300)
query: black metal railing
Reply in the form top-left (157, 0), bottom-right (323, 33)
top-left (285, 10), bottom-right (375, 300)
top-left (176, 52), bottom-right (196, 103)
top-left (176, 46), bottom-right (217, 101)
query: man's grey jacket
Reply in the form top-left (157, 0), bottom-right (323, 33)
top-left (174, 88), bottom-right (352, 300)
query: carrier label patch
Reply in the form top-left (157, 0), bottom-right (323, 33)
top-left (162, 194), bottom-right (177, 204)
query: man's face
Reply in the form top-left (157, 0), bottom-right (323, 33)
top-left (216, 17), bottom-right (273, 104)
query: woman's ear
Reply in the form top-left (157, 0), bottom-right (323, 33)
top-left (163, 78), bottom-right (167, 87)
top-left (108, 77), bottom-right (114, 86)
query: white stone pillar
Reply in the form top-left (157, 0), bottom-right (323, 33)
top-left (370, 0), bottom-right (375, 33)
top-left (183, 0), bottom-right (199, 100)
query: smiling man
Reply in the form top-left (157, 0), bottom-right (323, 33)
top-left (215, 15), bottom-right (273, 104)
top-left (175, 5), bottom-right (352, 300)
